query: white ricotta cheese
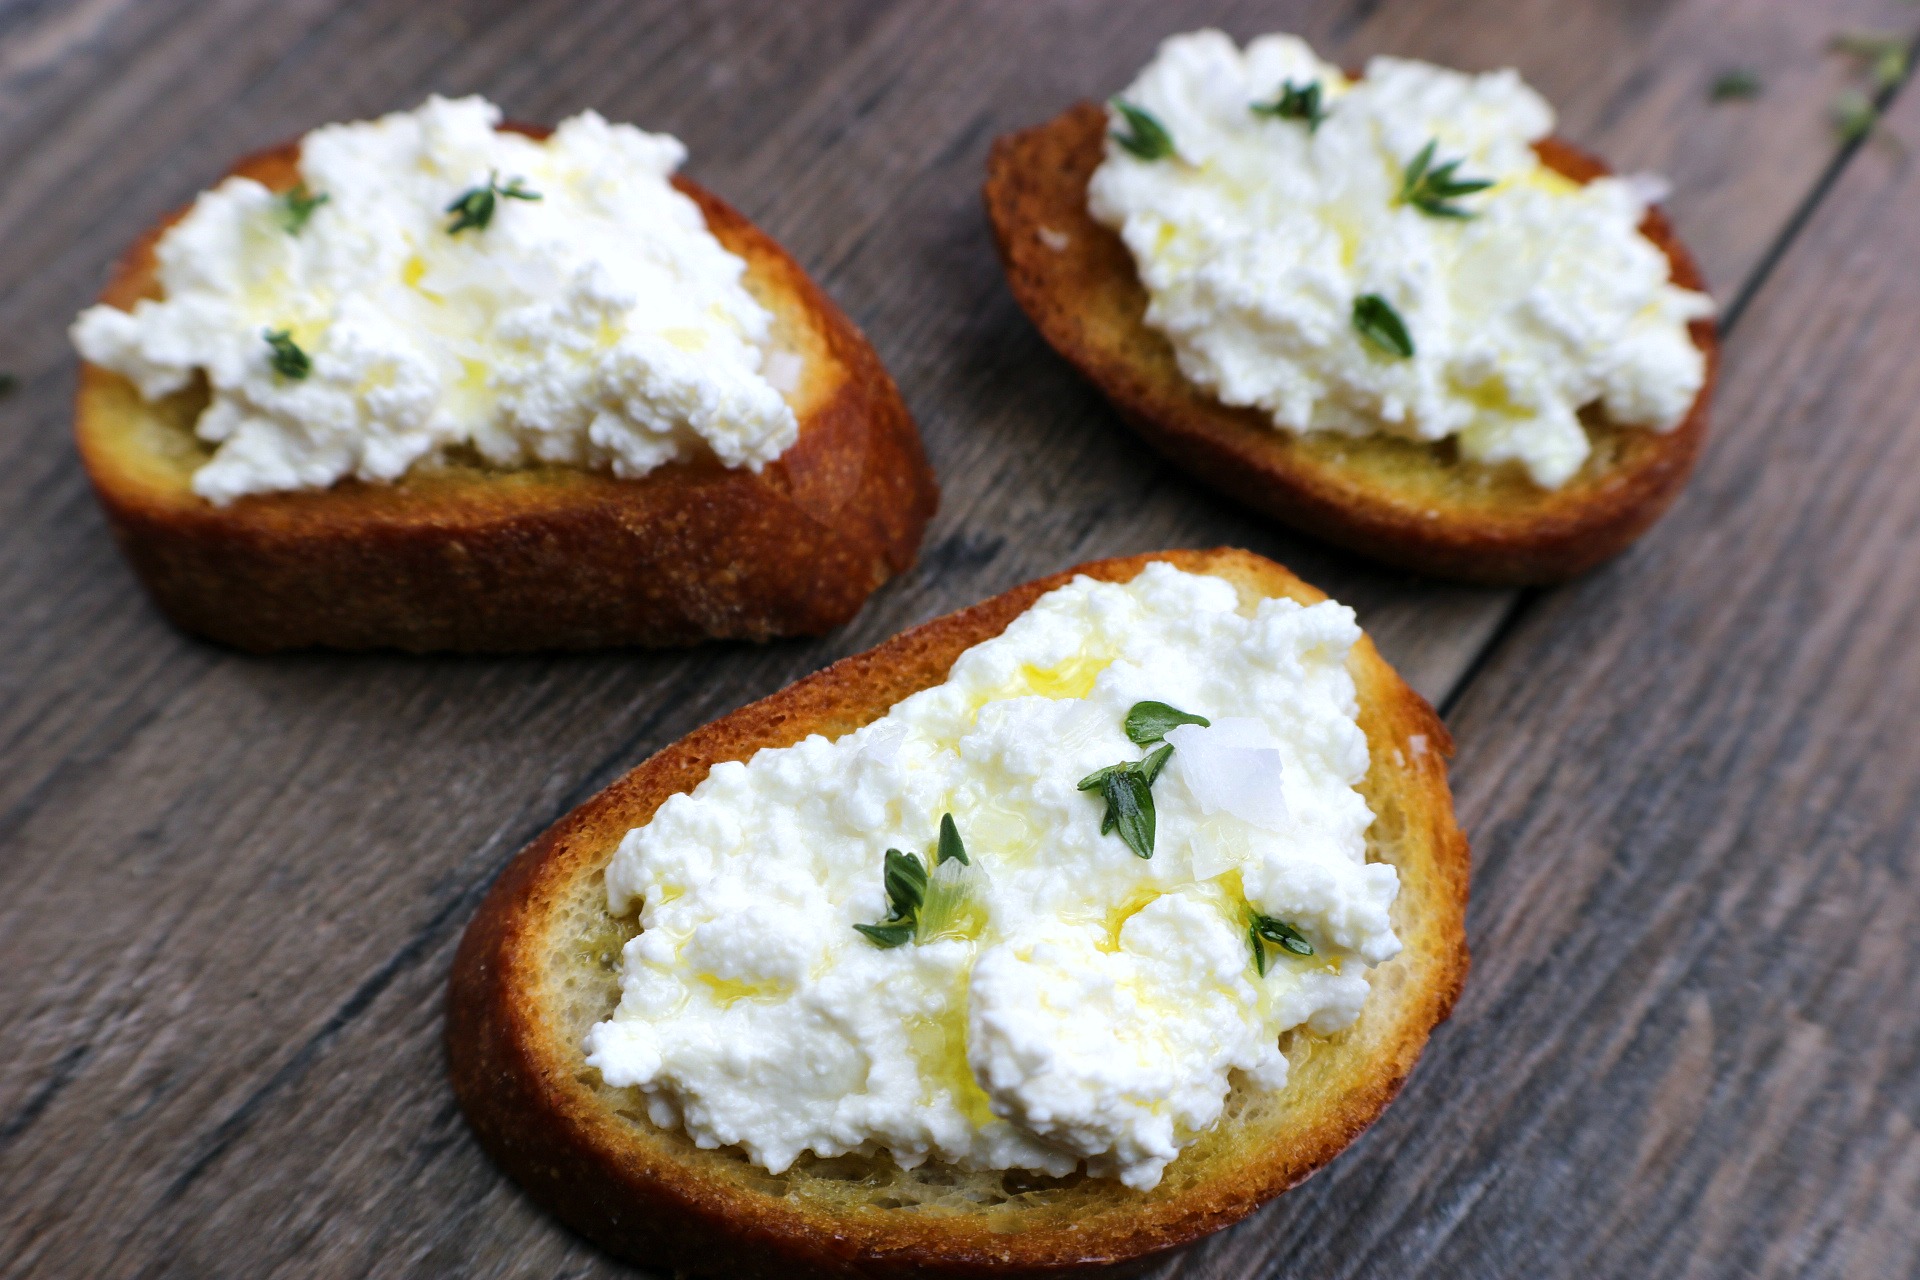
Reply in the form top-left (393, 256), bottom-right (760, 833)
top-left (1086, 30), bottom-right (1715, 489)
top-left (586, 563), bottom-right (1401, 1190)
top-left (70, 95), bottom-right (798, 504)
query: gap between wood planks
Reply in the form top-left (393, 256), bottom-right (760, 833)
top-left (1438, 33), bottom-right (1920, 722)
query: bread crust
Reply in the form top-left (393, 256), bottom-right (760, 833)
top-left (74, 128), bottom-right (936, 651)
top-left (447, 548), bottom-right (1470, 1277)
top-left (983, 102), bottom-right (1718, 585)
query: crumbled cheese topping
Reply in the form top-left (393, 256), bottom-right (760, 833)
top-left (586, 564), bottom-right (1400, 1190)
top-left (1087, 30), bottom-right (1714, 488)
top-left (71, 95), bottom-right (798, 504)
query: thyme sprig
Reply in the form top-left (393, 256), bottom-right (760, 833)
top-left (1248, 913), bottom-right (1315, 976)
top-left (446, 171), bottom-right (542, 234)
top-left (1078, 701), bottom-right (1210, 859)
top-left (1396, 139), bottom-right (1493, 219)
top-left (1109, 98), bottom-right (1175, 161)
top-left (1251, 80), bottom-right (1328, 131)
top-left (278, 183), bottom-right (329, 234)
top-left (855, 813), bottom-right (974, 947)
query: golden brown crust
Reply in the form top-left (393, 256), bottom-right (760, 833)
top-left (447, 548), bottom-right (1470, 1277)
top-left (983, 103), bottom-right (1718, 585)
top-left (74, 129), bottom-right (937, 651)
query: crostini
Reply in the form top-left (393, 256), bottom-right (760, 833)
top-left (985, 33), bottom-right (1715, 584)
top-left (73, 97), bottom-right (935, 651)
top-left (448, 547), bottom-right (1469, 1277)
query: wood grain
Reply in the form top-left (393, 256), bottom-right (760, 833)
top-left (0, 1), bottom-right (1912, 1277)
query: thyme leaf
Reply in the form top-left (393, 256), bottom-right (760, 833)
top-left (936, 811), bottom-right (969, 866)
top-left (881, 847), bottom-right (928, 920)
top-left (263, 329), bottom-right (310, 380)
top-left (1249, 913), bottom-right (1314, 975)
top-left (1109, 98), bottom-right (1175, 161)
top-left (853, 921), bottom-right (915, 948)
top-left (1352, 293), bottom-right (1414, 358)
top-left (1105, 768), bottom-right (1155, 859)
top-left (1125, 701), bottom-right (1210, 745)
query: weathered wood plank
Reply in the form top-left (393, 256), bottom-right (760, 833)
top-left (0, 1), bottom-right (1909, 1276)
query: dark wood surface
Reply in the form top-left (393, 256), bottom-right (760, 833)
top-left (0, 2), bottom-right (1914, 1276)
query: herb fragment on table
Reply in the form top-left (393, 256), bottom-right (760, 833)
top-left (1248, 913), bottom-right (1314, 976)
top-left (1396, 139), bottom-right (1493, 219)
top-left (1831, 31), bottom-right (1911, 92)
top-left (263, 329), bottom-right (310, 379)
top-left (1352, 294), bottom-right (1414, 358)
top-left (278, 183), bottom-right (329, 234)
top-left (1710, 70), bottom-right (1763, 102)
top-left (1080, 701), bottom-right (1204, 858)
top-left (446, 171), bottom-right (542, 234)
top-left (0, 373), bottom-right (16, 397)
top-left (1831, 90), bottom-right (1878, 143)
top-left (1251, 79), bottom-right (1328, 131)
top-left (1109, 98), bottom-right (1174, 161)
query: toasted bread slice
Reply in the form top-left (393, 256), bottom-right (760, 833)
top-left (75, 127), bottom-right (936, 652)
top-left (984, 103), bottom-right (1717, 585)
top-left (447, 547), bottom-right (1469, 1278)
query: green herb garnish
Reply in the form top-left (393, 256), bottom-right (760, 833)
top-left (1396, 139), bottom-right (1494, 219)
top-left (852, 918), bottom-right (916, 948)
top-left (0, 373), bottom-right (16, 397)
top-left (278, 183), bottom-right (329, 234)
top-left (1710, 70), bottom-right (1762, 102)
top-left (1248, 913), bottom-right (1314, 976)
top-left (854, 847), bottom-right (928, 948)
top-left (445, 171), bottom-right (542, 234)
top-left (1251, 79), bottom-right (1327, 131)
top-left (936, 811), bottom-right (969, 866)
top-left (1831, 32), bottom-right (1910, 92)
top-left (1125, 701), bottom-right (1211, 745)
top-left (855, 814), bottom-right (979, 947)
top-left (1352, 293), bottom-right (1414, 358)
top-left (1079, 702), bottom-right (1203, 858)
top-left (1109, 98), bottom-right (1174, 161)
top-left (1831, 90), bottom-right (1878, 143)
top-left (263, 329), bottom-right (310, 380)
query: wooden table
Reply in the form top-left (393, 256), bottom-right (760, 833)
top-left (2, 2), bottom-right (1915, 1276)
